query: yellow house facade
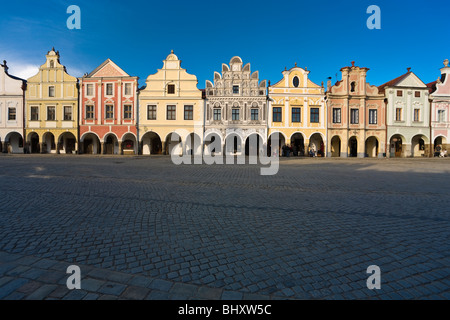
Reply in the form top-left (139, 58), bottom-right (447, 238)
top-left (139, 51), bottom-right (204, 155)
top-left (25, 48), bottom-right (78, 154)
top-left (268, 65), bottom-right (326, 156)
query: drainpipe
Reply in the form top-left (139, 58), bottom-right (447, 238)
top-left (136, 83), bottom-right (140, 155)
top-left (384, 97), bottom-right (388, 158)
top-left (77, 80), bottom-right (80, 154)
top-left (429, 97), bottom-right (432, 157)
top-left (22, 80), bottom-right (27, 154)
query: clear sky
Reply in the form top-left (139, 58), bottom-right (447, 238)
top-left (0, 0), bottom-right (447, 88)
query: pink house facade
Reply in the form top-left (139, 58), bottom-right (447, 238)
top-left (326, 62), bottom-right (386, 158)
top-left (429, 59), bottom-right (450, 154)
top-left (79, 59), bottom-right (138, 155)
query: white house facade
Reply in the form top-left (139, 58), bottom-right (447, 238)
top-left (0, 61), bottom-right (26, 154)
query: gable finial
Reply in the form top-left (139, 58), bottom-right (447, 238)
top-left (444, 59), bottom-right (449, 67)
top-left (351, 61), bottom-right (355, 67)
top-left (171, 49), bottom-right (174, 54)
top-left (295, 62), bottom-right (297, 67)
top-left (407, 67), bottom-right (411, 72)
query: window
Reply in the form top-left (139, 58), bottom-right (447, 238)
top-left (47, 106), bottom-right (56, 121)
top-left (124, 83), bottom-right (132, 96)
top-left (232, 109), bottom-right (240, 121)
top-left (273, 107), bottom-right (282, 122)
top-left (31, 107), bottom-right (39, 121)
top-left (292, 108), bottom-right (301, 123)
top-left (396, 108), bottom-right (402, 121)
top-left (124, 105), bottom-right (132, 120)
top-left (369, 109), bottom-right (377, 125)
top-left (414, 109), bottom-right (420, 122)
top-left (397, 90), bottom-right (403, 97)
top-left (86, 105), bottom-right (94, 120)
top-left (350, 109), bottom-right (359, 124)
top-left (251, 109), bottom-right (259, 121)
top-left (350, 82), bottom-right (356, 92)
top-left (184, 105), bottom-right (193, 120)
top-left (106, 83), bottom-right (113, 96)
top-left (233, 86), bottom-right (239, 94)
top-left (49, 86), bottom-right (55, 97)
top-left (8, 108), bottom-right (16, 121)
top-left (332, 108), bottom-right (341, 124)
top-left (415, 91), bottom-right (421, 98)
top-left (213, 108), bottom-right (221, 121)
top-left (167, 84), bottom-right (175, 94)
top-left (293, 76), bottom-right (300, 88)
top-left (438, 110), bottom-right (445, 123)
top-left (167, 105), bottom-right (176, 120)
top-left (64, 106), bottom-right (72, 121)
top-left (86, 84), bottom-right (94, 96)
top-left (106, 105), bottom-right (114, 119)
top-left (310, 108), bottom-right (319, 123)
top-left (50, 60), bottom-right (54, 68)
top-left (147, 105), bottom-right (157, 120)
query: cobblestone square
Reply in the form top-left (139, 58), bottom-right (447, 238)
top-left (0, 155), bottom-right (449, 300)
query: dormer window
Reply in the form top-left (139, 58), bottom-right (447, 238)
top-left (167, 84), bottom-right (175, 94)
top-left (293, 76), bottom-right (300, 88)
top-left (350, 82), bottom-right (356, 92)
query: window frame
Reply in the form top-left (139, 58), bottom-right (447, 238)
top-left (105, 83), bottom-right (114, 96)
top-left (86, 105), bottom-right (94, 120)
top-left (369, 109), bottom-right (377, 125)
top-left (167, 105), bottom-right (176, 120)
top-left (350, 108), bottom-right (359, 124)
top-left (184, 105), bottom-right (194, 121)
top-left (167, 84), bottom-right (175, 95)
top-left (123, 104), bottom-right (132, 120)
top-left (332, 108), bottom-right (341, 124)
top-left (48, 86), bottom-right (55, 98)
top-left (105, 104), bottom-right (114, 120)
top-left (292, 107), bottom-right (301, 123)
top-left (147, 105), bottom-right (157, 120)
top-left (251, 108), bottom-right (259, 121)
top-left (273, 107), bottom-right (282, 122)
top-left (30, 106), bottom-right (39, 121)
top-left (63, 106), bottom-right (72, 121)
top-left (8, 107), bottom-right (16, 121)
top-left (310, 107), bottom-right (320, 123)
top-left (213, 108), bottom-right (221, 121)
top-left (232, 108), bottom-right (240, 121)
top-left (47, 106), bottom-right (56, 121)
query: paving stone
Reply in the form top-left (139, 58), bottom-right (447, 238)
top-left (98, 283), bottom-right (127, 296)
top-left (25, 285), bottom-right (58, 300)
top-left (0, 278), bottom-right (30, 299)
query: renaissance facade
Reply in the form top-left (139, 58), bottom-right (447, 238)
top-left (139, 51), bottom-right (204, 156)
top-left (429, 59), bottom-right (450, 154)
top-left (25, 48), bottom-right (78, 154)
top-left (79, 59), bottom-right (139, 155)
top-left (379, 68), bottom-right (431, 158)
top-left (326, 62), bottom-right (386, 158)
top-left (204, 57), bottom-right (267, 156)
top-left (0, 61), bottom-right (26, 154)
top-left (268, 64), bottom-right (326, 157)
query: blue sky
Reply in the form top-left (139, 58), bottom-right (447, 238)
top-left (0, 0), bottom-right (447, 88)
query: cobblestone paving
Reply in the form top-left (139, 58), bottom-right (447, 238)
top-left (0, 155), bottom-right (449, 300)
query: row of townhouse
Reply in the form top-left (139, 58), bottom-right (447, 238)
top-left (1, 48), bottom-right (449, 158)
